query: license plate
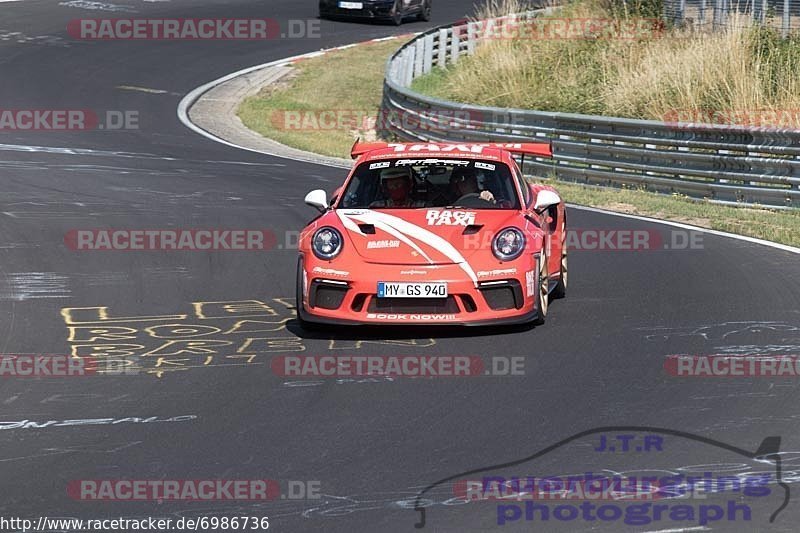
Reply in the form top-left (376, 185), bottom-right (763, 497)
top-left (377, 282), bottom-right (448, 298)
top-left (339, 1), bottom-right (363, 8)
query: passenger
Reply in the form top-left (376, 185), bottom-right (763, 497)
top-left (370, 167), bottom-right (423, 207)
top-left (449, 167), bottom-right (495, 204)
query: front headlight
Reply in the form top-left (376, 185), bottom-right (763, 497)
top-left (492, 227), bottom-right (525, 261)
top-left (312, 227), bottom-right (343, 260)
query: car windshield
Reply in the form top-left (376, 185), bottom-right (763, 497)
top-left (338, 158), bottom-right (520, 209)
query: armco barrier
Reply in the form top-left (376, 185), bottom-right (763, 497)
top-left (381, 13), bottom-right (800, 208)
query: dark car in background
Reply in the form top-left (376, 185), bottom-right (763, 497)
top-left (319, 0), bottom-right (432, 25)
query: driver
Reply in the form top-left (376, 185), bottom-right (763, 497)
top-left (449, 167), bottom-right (495, 204)
top-left (370, 167), bottom-right (423, 208)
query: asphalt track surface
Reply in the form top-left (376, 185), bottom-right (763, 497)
top-left (0, 1), bottom-right (799, 532)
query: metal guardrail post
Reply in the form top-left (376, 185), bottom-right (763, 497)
top-left (423, 34), bottom-right (434, 74)
top-left (450, 25), bottom-right (461, 64)
top-left (782, 0), bottom-right (791, 37)
top-left (712, 0), bottom-right (723, 30)
top-left (467, 22), bottom-right (478, 54)
top-left (404, 47), bottom-right (415, 87)
top-left (414, 38), bottom-right (425, 78)
top-left (437, 29), bottom-right (448, 68)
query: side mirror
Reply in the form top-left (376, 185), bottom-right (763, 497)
top-left (534, 190), bottom-right (561, 213)
top-left (304, 189), bottom-right (328, 213)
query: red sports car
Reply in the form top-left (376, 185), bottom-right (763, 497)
top-left (296, 142), bottom-right (567, 327)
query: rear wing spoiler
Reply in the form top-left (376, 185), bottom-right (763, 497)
top-left (350, 140), bottom-right (393, 159)
top-left (350, 140), bottom-right (553, 159)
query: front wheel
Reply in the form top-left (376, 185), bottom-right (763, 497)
top-left (418, 0), bottom-right (432, 21)
top-left (551, 218), bottom-right (568, 299)
top-left (391, 0), bottom-right (404, 25)
top-left (532, 253), bottom-right (549, 326)
top-left (295, 257), bottom-right (314, 330)
top-left (551, 249), bottom-right (567, 300)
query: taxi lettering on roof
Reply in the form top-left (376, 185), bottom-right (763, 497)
top-left (388, 143), bottom-right (518, 154)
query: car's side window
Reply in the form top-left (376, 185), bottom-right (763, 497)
top-left (512, 159), bottom-right (530, 206)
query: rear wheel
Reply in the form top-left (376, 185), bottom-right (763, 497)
top-left (532, 253), bottom-right (549, 325)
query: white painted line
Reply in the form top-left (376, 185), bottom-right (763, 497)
top-left (567, 204), bottom-right (800, 254)
top-left (178, 40), bottom-right (800, 256)
top-left (116, 85), bottom-right (168, 94)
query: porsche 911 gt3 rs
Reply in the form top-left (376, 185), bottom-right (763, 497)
top-left (296, 141), bottom-right (567, 327)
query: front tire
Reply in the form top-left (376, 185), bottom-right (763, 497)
top-left (551, 252), bottom-right (567, 299)
top-left (532, 253), bottom-right (549, 326)
top-left (295, 257), bottom-right (315, 330)
top-left (552, 226), bottom-right (568, 299)
top-left (418, 0), bottom-right (432, 21)
top-left (391, 0), bottom-right (404, 25)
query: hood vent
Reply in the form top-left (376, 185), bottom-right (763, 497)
top-left (462, 224), bottom-right (483, 235)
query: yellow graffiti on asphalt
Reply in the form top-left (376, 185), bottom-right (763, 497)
top-left (60, 299), bottom-right (436, 378)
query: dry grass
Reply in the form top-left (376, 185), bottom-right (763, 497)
top-left (415, 0), bottom-right (800, 124)
top-left (546, 179), bottom-right (800, 247)
top-left (238, 39), bottom-right (402, 159)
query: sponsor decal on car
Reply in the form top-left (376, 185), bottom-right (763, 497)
top-left (312, 267), bottom-right (349, 277)
top-left (477, 268), bottom-right (518, 278)
top-left (396, 158), bottom-right (470, 167)
top-left (366, 313), bottom-right (458, 321)
top-left (525, 269), bottom-right (536, 297)
top-left (387, 143), bottom-right (529, 154)
top-left (366, 239), bottom-right (401, 249)
top-left (425, 210), bottom-right (476, 226)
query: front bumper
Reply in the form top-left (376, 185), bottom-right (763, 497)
top-left (319, 0), bottom-right (399, 19)
top-left (299, 260), bottom-right (542, 326)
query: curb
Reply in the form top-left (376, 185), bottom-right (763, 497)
top-left (178, 34), bottom-right (418, 169)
